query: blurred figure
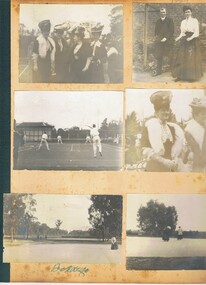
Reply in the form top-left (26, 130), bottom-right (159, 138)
top-left (154, 8), bottom-right (174, 76)
top-left (90, 124), bottom-right (102, 158)
top-left (172, 6), bottom-right (203, 82)
top-left (38, 132), bottom-right (50, 150)
top-left (57, 135), bottom-right (63, 144)
top-left (85, 134), bottom-right (91, 144)
top-left (32, 20), bottom-right (56, 82)
top-left (185, 97), bottom-right (206, 172)
top-left (177, 226), bottom-right (183, 240)
top-left (111, 236), bottom-right (118, 250)
top-left (87, 23), bottom-right (109, 83)
top-left (162, 226), bottom-right (171, 241)
top-left (53, 24), bottom-right (69, 82)
top-left (70, 26), bottom-right (90, 83)
top-left (13, 120), bottom-right (21, 169)
top-left (104, 34), bottom-right (121, 83)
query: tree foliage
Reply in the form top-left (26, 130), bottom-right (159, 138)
top-left (137, 199), bottom-right (178, 236)
top-left (88, 195), bottom-right (122, 241)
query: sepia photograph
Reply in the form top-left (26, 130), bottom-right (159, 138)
top-left (19, 4), bottom-right (123, 84)
top-left (133, 3), bottom-right (206, 83)
top-left (14, 91), bottom-right (123, 170)
top-left (126, 194), bottom-right (206, 270)
top-left (3, 194), bottom-right (122, 263)
top-left (125, 89), bottom-right (206, 172)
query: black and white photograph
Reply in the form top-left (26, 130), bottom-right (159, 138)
top-left (133, 3), bottom-right (206, 83)
top-left (14, 91), bottom-right (123, 170)
top-left (125, 89), bottom-right (206, 172)
top-left (126, 194), bottom-right (206, 270)
top-left (3, 194), bottom-right (122, 263)
top-left (19, 4), bottom-right (123, 84)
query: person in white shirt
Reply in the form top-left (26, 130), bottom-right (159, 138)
top-left (177, 226), bottom-right (183, 240)
top-left (90, 124), bottom-right (102, 158)
top-left (57, 135), bottom-right (63, 144)
top-left (38, 132), bottom-right (50, 150)
top-left (172, 6), bottom-right (203, 82)
top-left (185, 97), bottom-right (206, 172)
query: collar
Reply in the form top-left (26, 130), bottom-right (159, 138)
top-left (91, 40), bottom-right (102, 47)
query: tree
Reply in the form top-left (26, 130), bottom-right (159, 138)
top-left (23, 195), bottom-right (37, 239)
top-left (55, 219), bottom-right (63, 236)
top-left (3, 194), bottom-right (27, 241)
top-left (88, 195), bottom-right (122, 241)
top-left (137, 200), bottom-right (178, 237)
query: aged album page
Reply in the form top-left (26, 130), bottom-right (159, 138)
top-left (6, 0), bottom-right (206, 283)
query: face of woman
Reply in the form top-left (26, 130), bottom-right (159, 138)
top-left (156, 108), bottom-right (170, 123)
top-left (74, 34), bottom-right (82, 44)
top-left (184, 9), bottom-right (192, 18)
top-left (42, 31), bottom-right (50, 39)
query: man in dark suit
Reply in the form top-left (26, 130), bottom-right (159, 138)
top-left (154, 8), bottom-right (174, 76)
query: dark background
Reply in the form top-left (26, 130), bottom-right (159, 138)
top-left (0, 0), bottom-right (11, 281)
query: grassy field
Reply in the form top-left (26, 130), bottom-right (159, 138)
top-left (15, 142), bottom-right (122, 170)
top-left (126, 236), bottom-right (206, 270)
top-left (4, 239), bottom-right (122, 264)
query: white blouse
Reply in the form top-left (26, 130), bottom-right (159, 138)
top-left (180, 17), bottom-right (199, 38)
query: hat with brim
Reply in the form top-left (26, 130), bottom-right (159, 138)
top-left (189, 97), bottom-right (206, 110)
top-left (150, 91), bottom-right (172, 110)
top-left (54, 24), bottom-right (66, 33)
top-left (38, 20), bottom-right (51, 32)
top-left (91, 23), bottom-right (104, 33)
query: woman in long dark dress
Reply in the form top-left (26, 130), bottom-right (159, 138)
top-left (70, 27), bottom-right (90, 83)
top-left (172, 6), bottom-right (203, 82)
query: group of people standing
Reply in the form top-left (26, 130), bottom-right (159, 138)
top-left (162, 226), bottom-right (183, 241)
top-left (31, 20), bottom-right (120, 83)
top-left (154, 6), bottom-right (203, 82)
top-left (141, 91), bottom-right (206, 172)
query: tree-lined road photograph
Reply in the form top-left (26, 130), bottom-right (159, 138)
top-left (3, 194), bottom-right (123, 264)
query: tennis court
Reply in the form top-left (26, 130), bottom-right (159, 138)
top-left (15, 142), bottom-right (122, 170)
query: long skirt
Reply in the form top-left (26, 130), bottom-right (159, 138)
top-left (172, 36), bottom-right (203, 81)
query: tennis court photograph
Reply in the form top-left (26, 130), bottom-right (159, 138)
top-left (126, 194), bottom-right (206, 270)
top-left (13, 91), bottom-right (123, 170)
top-left (3, 194), bottom-right (122, 264)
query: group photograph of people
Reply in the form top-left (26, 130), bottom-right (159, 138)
top-left (125, 89), bottom-right (206, 172)
top-left (19, 4), bottom-right (123, 83)
top-left (133, 3), bottom-right (206, 83)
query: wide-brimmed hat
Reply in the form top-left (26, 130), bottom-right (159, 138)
top-left (54, 24), bottom-right (66, 33)
top-left (91, 23), bottom-right (104, 33)
top-left (189, 97), bottom-right (206, 110)
top-left (38, 20), bottom-right (51, 32)
top-left (150, 91), bottom-right (172, 110)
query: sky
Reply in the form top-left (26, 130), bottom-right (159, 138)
top-left (126, 89), bottom-right (206, 122)
top-left (20, 4), bottom-right (117, 34)
top-left (14, 91), bottom-right (123, 129)
top-left (127, 194), bottom-right (206, 232)
top-left (30, 194), bottom-right (92, 231)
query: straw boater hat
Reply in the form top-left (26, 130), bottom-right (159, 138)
top-left (150, 91), bottom-right (173, 111)
top-left (38, 20), bottom-right (51, 32)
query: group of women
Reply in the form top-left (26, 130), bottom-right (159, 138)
top-left (31, 20), bottom-right (121, 84)
top-left (141, 91), bottom-right (206, 173)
